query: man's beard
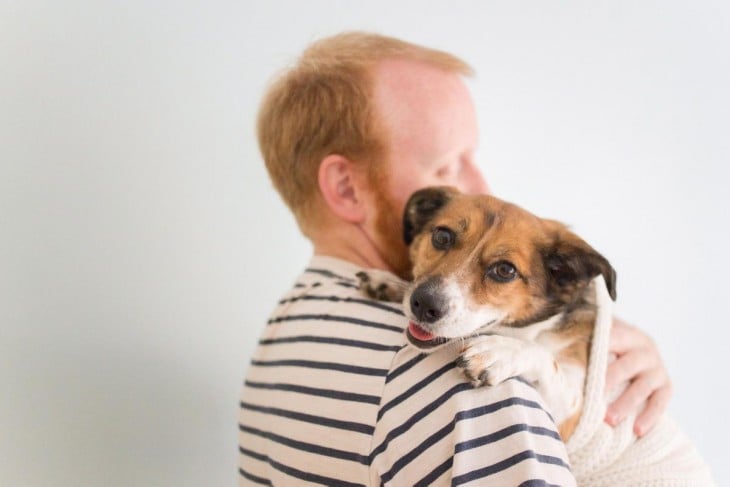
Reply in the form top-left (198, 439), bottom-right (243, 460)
top-left (371, 182), bottom-right (413, 280)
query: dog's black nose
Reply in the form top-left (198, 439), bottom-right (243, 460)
top-left (410, 278), bottom-right (448, 323)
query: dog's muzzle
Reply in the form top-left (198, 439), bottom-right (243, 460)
top-left (405, 276), bottom-right (453, 350)
top-left (409, 277), bottom-right (448, 323)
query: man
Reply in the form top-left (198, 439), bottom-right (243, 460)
top-left (239, 32), bottom-right (670, 485)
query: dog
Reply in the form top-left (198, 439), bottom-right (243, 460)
top-left (358, 185), bottom-right (616, 441)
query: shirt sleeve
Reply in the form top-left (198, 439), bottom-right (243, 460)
top-left (369, 347), bottom-right (576, 486)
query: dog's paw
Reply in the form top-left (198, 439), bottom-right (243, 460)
top-left (355, 270), bottom-right (407, 302)
top-left (457, 335), bottom-right (534, 387)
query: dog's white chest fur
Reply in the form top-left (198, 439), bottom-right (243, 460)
top-left (459, 314), bottom-right (586, 426)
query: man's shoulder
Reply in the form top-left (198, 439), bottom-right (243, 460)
top-left (268, 257), bottom-right (408, 344)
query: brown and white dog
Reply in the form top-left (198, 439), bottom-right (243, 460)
top-left (358, 186), bottom-right (616, 441)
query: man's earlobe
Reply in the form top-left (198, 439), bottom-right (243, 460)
top-left (318, 154), bottom-right (366, 223)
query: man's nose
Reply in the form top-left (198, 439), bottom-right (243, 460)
top-left (461, 162), bottom-right (490, 195)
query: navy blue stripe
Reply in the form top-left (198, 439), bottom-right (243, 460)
top-left (385, 352), bottom-right (428, 384)
top-left (259, 335), bottom-right (401, 352)
top-left (240, 446), bottom-right (267, 462)
top-left (519, 480), bottom-right (561, 487)
top-left (238, 467), bottom-right (271, 485)
top-left (510, 376), bottom-right (551, 422)
top-left (379, 397), bottom-right (556, 482)
top-left (453, 450), bottom-right (571, 485)
top-left (377, 361), bottom-right (456, 420)
top-left (291, 281), bottom-right (356, 290)
top-left (370, 382), bottom-right (471, 460)
top-left (414, 456), bottom-right (452, 487)
top-left (240, 401), bottom-right (375, 435)
top-left (278, 294), bottom-right (404, 316)
top-left (380, 419), bottom-right (455, 483)
top-left (292, 281), bottom-right (322, 289)
top-left (239, 424), bottom-right (369, 464)
top-left (305, 267), bottom-right (356, 282)
top-left (239, 446), bottom-right (365, 487)
top-left (250, 359), bottom-right (388, 377)
top-left (454, 391), bottom-right (551, 423)
top-left (267, 314), bottom-right (403, 333)
top-left (455, 424), bottom-right (561, 454)
top-left (244, 380), bottom-right (380, 405)
top-left (512, 376), bottom-right (536, 388)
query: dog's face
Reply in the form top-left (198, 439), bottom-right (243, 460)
top-left (402, 186), bottom-right (616, 350)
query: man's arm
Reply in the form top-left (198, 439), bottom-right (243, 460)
top-left (605, 317), bottom-right (672, 437)
top-left (370, 349), bottom-right (576, 486)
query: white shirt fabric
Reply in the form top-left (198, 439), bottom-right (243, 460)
top-left (238, 256), bottom-right (576, 486)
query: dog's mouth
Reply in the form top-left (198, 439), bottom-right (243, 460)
top-left (406, 319), bottom-right (501, 350)
top-left (406, 322), bottom-right (449, 349)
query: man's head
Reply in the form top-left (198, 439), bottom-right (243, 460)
top-left (257, 32), bottom-right (488, 276)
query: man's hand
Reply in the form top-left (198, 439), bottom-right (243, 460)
top-left (605, 317), bottom-right (672, 437)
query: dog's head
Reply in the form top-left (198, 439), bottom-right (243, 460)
top-left (402, 186), bottom-right (616, 350)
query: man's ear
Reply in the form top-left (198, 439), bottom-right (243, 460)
top-left (542, 225), bottom-right (617, 301)
top-left (403, 186), bottom-right (459, 245)
top-left (318, 154), bottom-right (367, 223)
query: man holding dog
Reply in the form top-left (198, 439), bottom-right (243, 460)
top-left (239, 32), bottom-right (671, 485)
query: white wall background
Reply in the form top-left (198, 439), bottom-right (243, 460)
top-left (2, 1), bottom-right (728, 485)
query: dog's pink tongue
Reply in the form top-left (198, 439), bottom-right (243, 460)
top-left (408, 322), bottom-right (435, 341)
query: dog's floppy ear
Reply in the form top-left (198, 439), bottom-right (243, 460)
top-left (542, 224), bottom-right (617, 301)
top-left (403, 186), bottom-right (458, 245)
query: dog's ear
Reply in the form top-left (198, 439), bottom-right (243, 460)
top-left (403, 186), bottom-right (458, 245)
top-left (542, 224), bottom-right (617, 301)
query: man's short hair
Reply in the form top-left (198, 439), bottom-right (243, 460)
top-left (257, 31), bottom-right (472, 236)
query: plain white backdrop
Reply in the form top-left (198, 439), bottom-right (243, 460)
top-left (2, 1), bottom-right (728, 485)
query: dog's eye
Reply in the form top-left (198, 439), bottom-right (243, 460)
top-left (487, 261), bottom-right (518, 283)
top-left (431, 227), bottom-right (455, 250)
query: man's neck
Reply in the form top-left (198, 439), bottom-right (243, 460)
top-left (311, 223), bottom-right (392, 272)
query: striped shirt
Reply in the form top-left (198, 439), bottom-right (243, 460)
top-left (239, 256), bottom-right (576, 486)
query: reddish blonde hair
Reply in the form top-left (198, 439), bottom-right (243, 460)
top-left (257, 32), bottom-right (472, 235)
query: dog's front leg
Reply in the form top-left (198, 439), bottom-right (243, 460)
top-left (356, 270), bottom-right (408, 302)
top-left (458, 335), bottom-right (582, 426)
top-left (457, 335), bottom-right (553, 387)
